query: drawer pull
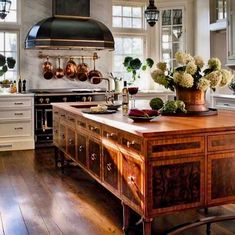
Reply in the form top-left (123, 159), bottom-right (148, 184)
top-left (79, 145), bottom-right (84, 152)
top-left (224, 103), bottom-right (230, 106)
top-left (107, 163), bottom-right (112, 171)
top-left (106, 133), bottom-right (115, 138)
top-left (14, 102), bottom-right (23, 105)
top-left (128, 176), bottom-right (136, 184)
top-left (90, 126), bottom-right (98, 131)
top-left (91, 153), bottom-right (96, 161)
top-left (68, 117), bottom-right (75, 122)
top-left (60, 114), bottom-right (66, 117)
top-left (14, 127), bottom-right (23, 130)
top-left (14, 113), bottom-right (23, 116)
top-left (0, 144), bottom-right (12, 148)
top-left (127, 140), bottom-right (135, 148)
top-left (68, 138), bottom-right (74, 145)
top-left (54, 112), bottom-right (59, 114)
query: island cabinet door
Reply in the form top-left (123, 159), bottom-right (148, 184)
top-left (59, 124), bottom-right (66, 152)
top-left (148, 157), bottom-right (205, 216)
top-left (67, 127), bottom-right (76, 160)
top-left (88, 138), bottom-right (101, 179)
top-left (103, 145), bottom-right (119, 193)
top-left (77, 132), bottom-right (87, 167)
top-left (53, 120), bottom-right (59, 146)
top-left (121, 153), bottom-right (143, 213)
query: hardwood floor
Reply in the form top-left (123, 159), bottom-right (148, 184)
top-left (0, 148), bottom-right (235, 235)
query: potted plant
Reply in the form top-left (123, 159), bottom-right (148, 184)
top-left (151, 51), bottom-right (234, 112)
top-left (0, 54), bottom-right (16, 88)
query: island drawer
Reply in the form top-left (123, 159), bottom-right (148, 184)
top-left (148, 135), bottom-right (205, 158)
top-left (66, 113), bottom-right (76, 128)
top-left (76, 117), bottom-right (87, 129)
top-left (0, 98), bottom-right (32, 108)
top-left (120, 132), bottom-right (143, 154)
top-left (0, 109), bottom-right (31, 120)
top-left (208, 132), bottom-right (235, 152)
top-left (102, 126), bottom-right (118, 143)
top-left (87, 120), bottom-right (101, 136)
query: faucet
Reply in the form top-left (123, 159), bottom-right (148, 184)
top-left (102, 77), bottom-right (115, 104)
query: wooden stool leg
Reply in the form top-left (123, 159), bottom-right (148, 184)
top-left (143, 218), bottom-right (153, 235)
top-left (122, 201), bottom-right (131, 233)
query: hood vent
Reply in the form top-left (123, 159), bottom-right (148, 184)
top-left (25, 0), bottom-right (114, 50)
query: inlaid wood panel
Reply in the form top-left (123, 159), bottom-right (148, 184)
top-left (208, 152), bottom-right (235, 205)
top-left (67, 127), bottom-right (76, 160)
top-left (121, 153), bottom-right (143, 209)
top-left (77, 132), bottom-right (87, 166)
top-left (208, 132), bottom-right (235, 152)
top-left (148, 157), bottom-right (205, 215)
top-left (148, 135), bottom-right (204, 158)
top-left (88, 138), bottom-right (101, 179)
top-left (103, 145), bottom-right (119, 191)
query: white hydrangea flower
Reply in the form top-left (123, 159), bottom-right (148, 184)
top-left (173, 71), bottom-right (182, 84)
top-left (205, 71), bottom-right (222, 88)
top-left (194, 56), bottom-right (204, 68)
top-left (186, 61), bottom-right (197, 75)
top-left (151, 69), bottom-right (168, 86)
top-left (185, 54), bottom-right (194, 64)
top-left (220, 69), bottom-right (234, 87)
top-left (175, 51), bottom-right (187, 65)
top-left (208, 57), bottom-right (221, 70)
top-left (178, 73), bottom-right (194, 88)
top-left (197, 77), bottom-right (210, 91)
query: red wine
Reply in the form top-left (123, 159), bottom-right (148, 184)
top-left (128, 87), bottom-right (139, 95)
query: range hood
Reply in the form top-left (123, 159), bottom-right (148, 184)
top-left (25, 0), bottom-right (114, 50)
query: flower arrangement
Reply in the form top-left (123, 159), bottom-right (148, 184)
top-left (151, 51), bottom-right (234, 92)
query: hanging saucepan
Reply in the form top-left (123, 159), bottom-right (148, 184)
top-left (76, 57), bottom-right (89, 82)
top-left (65, 58), bottom-right (77, 80)
top-left (88, 57), bottom-right (102, 84)
top-left (42, 56), bottom-right (54, 80)
top-left (55, 57), bottom-right (64, 79)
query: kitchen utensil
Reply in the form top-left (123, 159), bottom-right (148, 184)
top-left (55, 57), bottom-right (64, 79)
top-left (43, 57), bottom-right (54, 80)
top-left (88, 57), bottom-right (102, 84)
top-left (77, 57), bottom-right (89, 82)
top-left (65, 58), bottom-right (77, 80)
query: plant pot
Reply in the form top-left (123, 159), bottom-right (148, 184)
top-left (176, 86), bottom-right (208, 112)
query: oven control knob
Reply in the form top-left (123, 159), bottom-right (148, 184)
top-left (63, 97), bottom-right (67, 102)
top-left (45, 98), bottom-right (50, 104)
top-left (88, 96), bottom-right (92, 102)
top-left (82, 96), bottom-right (87, 102)
top-left (39, 98), bottom-right (44, 104)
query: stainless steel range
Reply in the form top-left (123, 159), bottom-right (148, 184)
top-left (30, 88), bottom-right (107, 147)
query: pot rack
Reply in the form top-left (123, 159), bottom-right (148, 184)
top-left (38, 51), bottom-right (99, 60)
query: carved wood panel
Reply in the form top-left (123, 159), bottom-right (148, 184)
top-left (77, 132), bottom-right (87, 166)
top-left (208, 152), bottom-right (235, 204)
top-left (103, 146), bottom-right (119, 191)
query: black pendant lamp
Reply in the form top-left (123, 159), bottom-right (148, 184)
top-left (144, 0), bottom-right (159, 27)
top-left (0, 0), bottom-right (11, 20)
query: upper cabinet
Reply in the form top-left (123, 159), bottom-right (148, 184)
top-left (227, 0), bottom-right (235, 66)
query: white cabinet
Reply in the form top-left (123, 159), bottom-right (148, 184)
top-left (0, 94), bottom-right (35, 151)
top-left (211, 94), bottom-right (235, 110)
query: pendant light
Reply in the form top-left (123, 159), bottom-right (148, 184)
top-left (0, 0), bottom-right (11, 20)
top-left (144, 0), bottom-right (159, 27)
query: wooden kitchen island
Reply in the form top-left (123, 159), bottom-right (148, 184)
top-left (52, 102), bottom-right (235, 235)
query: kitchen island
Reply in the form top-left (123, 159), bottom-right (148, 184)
top-left (52, 102), bottom-right (235, 235)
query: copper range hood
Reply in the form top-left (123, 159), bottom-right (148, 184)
top-left (25, 0), bottom-right (114, 50)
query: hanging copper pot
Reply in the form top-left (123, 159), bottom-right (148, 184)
top-left (76, 57), bottom-right (89, 82)
top-left (88, 57), bottom-right (102, 84)
top-left (55, 57), bottom-right (64, 79)
top-left (42, 57), bottom-right (54, 80)
top-left (65, 58), bottom-right (77, 80)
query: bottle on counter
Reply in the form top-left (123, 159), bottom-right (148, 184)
top-left (122, 81), bottom-right (129, 116)
top-left (22, 79), bottom-right (26, 93)
top-left (18, 76), bottom-right (22, 93)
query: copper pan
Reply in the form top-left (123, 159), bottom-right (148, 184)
top-left (65, 58), bottom-right (77, 80)
top-left (76, 57), bottom-right (89, 82)
top-left (88, 57), bottom-right (102, 84)
top-left (42, 57), bottom-right (53, 80)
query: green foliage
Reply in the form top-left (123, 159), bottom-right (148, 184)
top-left (123, 56), bottom-right (154, 84)
top-left (0, 54), bottom-right (16, 77)
top-left (161, 100), bottom-right (187, 114)
top-left (149, 97), bottom-right (164, 110)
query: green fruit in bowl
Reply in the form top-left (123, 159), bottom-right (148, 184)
top-left (149, 97), bottom-right (164, 110)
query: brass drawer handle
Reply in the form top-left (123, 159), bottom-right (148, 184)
top-left (107, 163), bottom-right (112, 171)
top-left (106, 133), bottom-right (116, 138)
top-left (68, 138), bottom-right (74, 145)
top-left (127, 140), bottom-right (135, 148)
top-left (14, 102), bottom-right (23, 105)
top-left (79, 145), bottom-right (84, 152)
top-left (14, 127), bottom-right (23, 130)
top-left (68, 117), bottom-right (75, 122)
top-left (90, 126), bottom-right (98, 131)
top-left (91, 153), bottom-right (96, 161)
top-left (128, 176), bottom-right (136, 184)
top-left (14, 113), bottom-right (23, 116)
top-left (60, 114), bottom-right (66, 117)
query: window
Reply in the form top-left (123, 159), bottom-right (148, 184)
top-left (112, 3), bottom-right (147, 89)
top-left (216, 0), bottom-right (227, 20)
top-left (160, 8), bottom-right (184, 69)
top-left (0, 0), bottom-right (19, 82)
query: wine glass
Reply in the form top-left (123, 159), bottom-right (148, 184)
top-left (128, 87), bottom-right (139, 108)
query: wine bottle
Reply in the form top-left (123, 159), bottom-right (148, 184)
top-left (18, 76), bottom-right (22, 93)
top-left (22, 79), bottom-right (26, 93)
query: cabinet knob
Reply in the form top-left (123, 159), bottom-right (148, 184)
top-left (82, 96), bottom-right (87, 102)
top-left (128, 176), bottom-right (136, 184)
top-left (107, 163), bottom-right (112, 171)
top-left (79, 145), bottom-right (84, 152)
top-left (91, 153), bottom-right (96, 161)
top-left (106, 133), bottom-right (115, 138)
top-left (63, 97), bottom-right (67, 102)
top-left (90, 126), bottom-right (97, 131)
top-left (68, 138), bottom-right (73, 145)
top-left (127, 140), bottom-right (135, 148)
top-left (87, 96), bottom-right (92, 102)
